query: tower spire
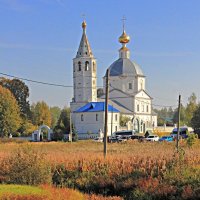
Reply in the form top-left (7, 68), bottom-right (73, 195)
top-left (76, 20), bottom-right (93, 58)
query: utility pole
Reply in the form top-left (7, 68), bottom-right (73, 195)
top-left (104, 69), bottom-right (109, 158)
top-left (176, 95), bottom-right (181, 152)
top-left (69, 111), bottom-right (72, 143)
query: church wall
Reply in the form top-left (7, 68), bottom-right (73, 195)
top-left (73, 112), bottom-right (119, 136)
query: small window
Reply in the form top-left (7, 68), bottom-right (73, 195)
top-left (96, 114), bottom-right (98, 121)
top-left (85, 52), bottom-right (87, 55)
top-left (115, 126), bottom-right (118, 132)
top-left (85, 61), bottom-right (89, 71)
top-left (146, 105), bottom-right (149, 112)
top-left (93, 80), bottom-right (95, 85)
top-left (129, 83), bottom-right (132, 89)
top-left (137, 105), bottom-right (139, 112)
top-left (142, 105), bottom-right (144, 112)
top-left (78, 61), bottom-right (81, 71)
top-left (81, 114), bottom-right (84, 121)
top-left (93, 62), bottom-right (96, 71)
top-left (115, 114), bottom-right (118, 121)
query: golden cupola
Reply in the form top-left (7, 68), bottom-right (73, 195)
top-left (118, 30), bottom-right (130, 44)
top-left (82, 20), bottom-right (87, 29)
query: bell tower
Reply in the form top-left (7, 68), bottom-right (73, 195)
top-left (70, 20), bottom-right (97, 112)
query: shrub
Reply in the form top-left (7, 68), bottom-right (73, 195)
top-left (0, 145), bottom-right (51, 185)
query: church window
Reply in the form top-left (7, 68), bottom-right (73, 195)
top-left (93, 80), bottom-right (95, 85)
top-left (93, 62), bottom-right (96, 71)
top-left (147, 105), bottom-right (149, 112)
top-left (115, 114), bottom-right (118, 121)
top-left (115, 126), bottom-right (118, 132)
top-left (78, 61), bottom-right (81, 71)
top-left (142, 105), bottom-right (144, 112)
top-left (137, 104), bottom-right (139, 112)
top-left (129, 83), bottom-right (132, 89)
top-left (140, 80), bottom-right (143, 90)
top-left (96, 114), bottom-right (98, 121)
top-left (85, 52), bottom-right (87, 55)
top-left (81, 114), bottom-right (84, 121)
top-left (85, 61), bottom-right (89, 71)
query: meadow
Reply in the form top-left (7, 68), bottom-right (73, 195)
top-left (0, 139), bottom-right (199, 200)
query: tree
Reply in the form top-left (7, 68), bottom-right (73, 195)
top-left (0, 78), bottom-right (31, 119)
top-left (191, 105), bottom-right (200, 130)
top-left (54, 107), bottom-right (70, 134)
top-left (0, 85), bottom-right (21, 137)
top-left (120, 115), bottom-right (130, 126)
top-left (31, 101), bottom-right (52, 127)
top-left (173, 104), bottom-right (187, 126)
top-left (50, 106), bottom-right (61, 129)
top-left (185, 93), bottom-right (198, 126)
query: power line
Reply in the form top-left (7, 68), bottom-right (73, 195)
top-left (0, 72), bottom-right (103, 88)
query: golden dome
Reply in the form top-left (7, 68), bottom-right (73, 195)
top-left (82, 20), bottom-right (87, 29)
top-left (118, 30), bottom-right (130, 44)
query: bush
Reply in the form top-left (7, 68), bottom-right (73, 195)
top-left (0, 145), bottom-right (51, 185)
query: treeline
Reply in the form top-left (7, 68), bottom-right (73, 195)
top-left (0, 77), bottom-right (70, 138)
top-left (154, 93), bottom-right (200, 130)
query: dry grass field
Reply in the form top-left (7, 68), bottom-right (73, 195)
top-left (0, 139), bottom-right (199, 199)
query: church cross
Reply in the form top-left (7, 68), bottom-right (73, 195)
top-left (121, 16), bottom-right (126, 31)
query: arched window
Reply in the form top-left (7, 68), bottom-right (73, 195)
top-left (93, 62), bottom-right (96, 71)
top-left (85, 61), bottom-right (89, 71)
top-left (81, 114), bottom-right (84, 121)
top-left (78, 61), bottom-right (81, 71)
top-left (129, 83), bottom-right (132, 89)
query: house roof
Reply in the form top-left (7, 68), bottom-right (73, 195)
top-left (75, 102), bottom-right (120, 113)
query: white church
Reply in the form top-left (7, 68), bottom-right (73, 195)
top-left (70, 20), bottom-right (157, 137)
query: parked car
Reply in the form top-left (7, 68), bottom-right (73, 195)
top-left (130, 135), bottom-right (145, 141)
top-left (113, 130), bottom-right (136, 138)
top-left (170, 127), bottom-right (189, 139)
top-left (145, 135), bottom-right (159, 142)
top-left (108, 136), bottom-right (118, 143)
top-left (93, 137), bottom-right (103, 142)
top-left (117, 136), bottom-right (128, 143)
top-left (159, 136), bottom-right (173, 142)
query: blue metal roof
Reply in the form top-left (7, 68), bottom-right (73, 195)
top-left (75, 102), bottom-right (120, 113)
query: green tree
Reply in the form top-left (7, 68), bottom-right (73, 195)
top-left (0, 78), bottom-right (31, 119)
top-left (120, 115), bottom-right (130, 126)
top-left (31, 101), bottom-right (52, 127)
top-left (173, 104), bottom-right (187, 126)
top-left (0, 85), bottom-right (21, 137)
top-left (191, 105), bottom-right (200, 130)
top-left (54, 107), bottom-right (70, 134)
top-left (50, 106), bottom-right (61, 128)
top-left (185, 93), bottom-right (198, 126)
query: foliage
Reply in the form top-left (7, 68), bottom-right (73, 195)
top-left (0, 141), bottom-right (200, 199)
top-left (0, 145), bottom-right (51, 185)
top-left (57, 107), bottom-right (70, 133)
top-left (50, 106), bottom-right (61, 129)
top-left (0, 78), bottom-right (31, 119)
top-left (191, 105), bottom-right (200, 130)
top-left (31, 101), bottom-right (52, 127)
top-left (18, 119), bottom-right (37, 136)
top-left (119, 115), bottom-right (130, 127)
top-left (0, 85), bottom-right (22, 137)
top-left (154, 107), bottom-right (174, 126)
top-left (186, 133), bottom-right (198, 148)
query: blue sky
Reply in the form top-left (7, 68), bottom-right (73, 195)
top-left (1, 0), bottom-right (200, 108)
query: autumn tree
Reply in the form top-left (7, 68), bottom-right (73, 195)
top-left (0, 78), bottom-right (31, 119)
top-left (31, 101), bottom-right (52, 127)
top-left (50, 106), bottom-right (61, 128)
top-left (191, 105), bottom-right (200, 130)
top-left (0, 85), bottom-right (21, 137)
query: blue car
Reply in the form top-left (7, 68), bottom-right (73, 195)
top-left (159, 136), bottom-right (173, 142)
